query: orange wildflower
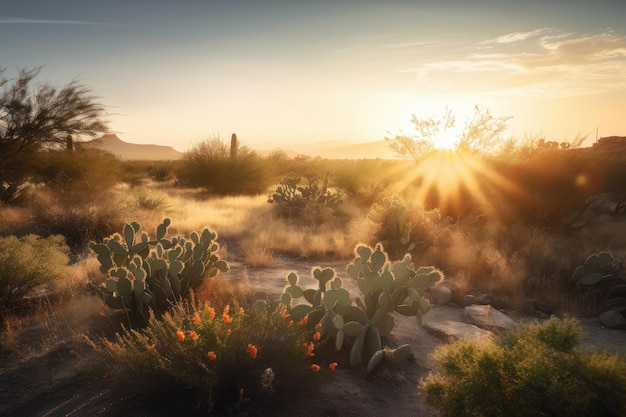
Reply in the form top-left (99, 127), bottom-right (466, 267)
top-left (329, 362), bottom-right (338, 371)
top-left (288, 320), bottom-right (294, 327)
top-left (226, 329), bottom-right (232, 336)
top-left (310, 364), bottom-right (320, 372)
top-left (149, 343), bottom-right (156, 351)
top-left (207, 351), bottom-right (217, 360)
top-left (207, 307), bottom-right (216, 319)
top-left (239, 388), bottom-right (245, 397)
top-left (238, 306), bottom-right (245, 317)
top-left (305, 342), bottom-right (315, 358)
top-left (176, 330), bottom-right (185, 342)
top-left (247, 343), bottom-right (258, 359)
top-left (314, 323), bottom-right (322, 329)
top-left (192, 312), bottom-right (201, 324)
top-left (189, 331), bottom-right (199, 342)
top-left (298, 315), bottom-right (309, 326)
top-left (280, 309), bottom-right (289, 319)
top-left (313, 332), bottom-right (321, 341)
top-left (222, 305), bottom-right (233, 323)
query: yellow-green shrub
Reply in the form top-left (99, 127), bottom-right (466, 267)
top-left (0, 234), bottom-right (71, 319)
top-left (420, 317), bottom-right (626, 417)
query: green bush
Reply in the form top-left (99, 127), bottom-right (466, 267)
top-left (0, 234), bottom-right (71, 319)
top-left (420, 317), bottom-right (626, 417)
top-left (177, 137), bottom-right (271, 195)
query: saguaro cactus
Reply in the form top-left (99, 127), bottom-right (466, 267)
top-left (230, 133), bottom-right (237, 159)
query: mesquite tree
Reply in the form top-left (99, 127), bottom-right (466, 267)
top-left (0, 67), bottom-right (108, 202)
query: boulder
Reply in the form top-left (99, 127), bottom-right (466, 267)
top-left (464, 305), bottom-right (517, 330)
top-left (599, 308), bottom-right (626, 329)
top-left (423, 320), bottom-right (492, 342)
top-left (428, 284), bottom-right (453, 305)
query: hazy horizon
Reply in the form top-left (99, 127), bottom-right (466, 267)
top-left (2, 0), bottom-right (625, 152)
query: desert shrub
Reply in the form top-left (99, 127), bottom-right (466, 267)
top-left (268, 173), bottom-right (343, 226)
top-left (36, 148), bottom-right (122, 189)
top-left (420, 317), bottom-right (626, 417)
top-left (28, 181), bottom-right (126, 252)
top-left (0, 234), bottom-right (71, 319)
top-left (368, 195), bottom-right (445, 260)
top-left (93, 298), bottom-right (326, 415)
top-left (131, 187), bottom-right (172, 211)
top-left (177, 137), bottom-right (271, 195)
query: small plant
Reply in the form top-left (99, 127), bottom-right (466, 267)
top-left (90, 218), bottom-right (228, 324)
top-left (265, 243), bottom-right (444, 373)
top-left (420, 317), bottom-right (626, 417)
top-left (0, 234), bottom-right (72, 320)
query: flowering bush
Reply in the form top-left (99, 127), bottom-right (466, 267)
top-left (94, 297), bottom-right (335, 414)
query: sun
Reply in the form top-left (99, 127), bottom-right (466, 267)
top-left (396, 150), bottom-right (525, 220)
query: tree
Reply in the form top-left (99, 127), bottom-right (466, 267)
top-left (0, 67), bottom-right (108, 202)
top-left (386, 105), bottom-right (511, 159)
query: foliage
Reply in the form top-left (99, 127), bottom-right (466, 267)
top-left (93, 298), bottom-right (325, 415)
top-left (0, 234), bottom-right (71, 319)
top-left (386, 105), bottom-right (510, 159)
top-left (90, 219), bottom-right (228, 325)
top-left (177, 137), bottom-right (271, 195)
top-left (420, 317), bottom-right (626, 417)
top-left (0, 67), bottom-right (108, 203)
top-left (268, 173), bottom-right (343, 225)
top-left (368, 195), bottom-right (443, 260)
top-left (265, 243), bottom-right (443, 373)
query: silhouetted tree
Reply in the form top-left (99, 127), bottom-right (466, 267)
top-left (0, 67), bottom-right (108, 202)
top-left (386, 105), bottom-right (511, 159)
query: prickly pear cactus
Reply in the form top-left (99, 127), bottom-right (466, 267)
top-left (91, 218), bottom-right (228, 324)
top-left (571, 252), bottom-right (621, 286)
top-left (272, 242), bottom-right (443, 374)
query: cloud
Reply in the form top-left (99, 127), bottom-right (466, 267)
top-left (0, 17), bottom-right (111, 25)
top-left (486, 28), bottom-right (553, 44)
top-left (405, 29), bottom-right (626, 99)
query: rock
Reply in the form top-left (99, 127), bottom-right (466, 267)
top-left (462, 295), bottom-right (476, 306)
top-left (521, 299), bottom-right (536, 315)
top-left (422, 320), bottom-right (493, 342)
top-left (599, 309), bottom-right (626, 329)
top-left (428, 284), bottom-right (453, 305)
top-left (451, 292), bottom-right (475, 307)
top-left (464, 305), bottom-right (517, 330)
top-left (475, 294), bottom-right (492, 305)
top-left (522, 299), bottom-right (557, 316)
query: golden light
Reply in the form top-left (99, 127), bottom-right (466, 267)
top-left (397, 150), bottom-right (527, 221)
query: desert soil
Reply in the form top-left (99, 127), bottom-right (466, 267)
top-left (1, 253), bottom-right (625, 417)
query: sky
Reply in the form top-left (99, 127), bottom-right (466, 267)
top-left (1, 0), bottom-right (625, 152)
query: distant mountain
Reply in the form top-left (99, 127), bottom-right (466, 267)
top-left (85, 134), bottom-right (183, 160)
top-left (257, 140), bottom-right (398, 159)
top-left (86, 135), bottom-right (397, 160)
